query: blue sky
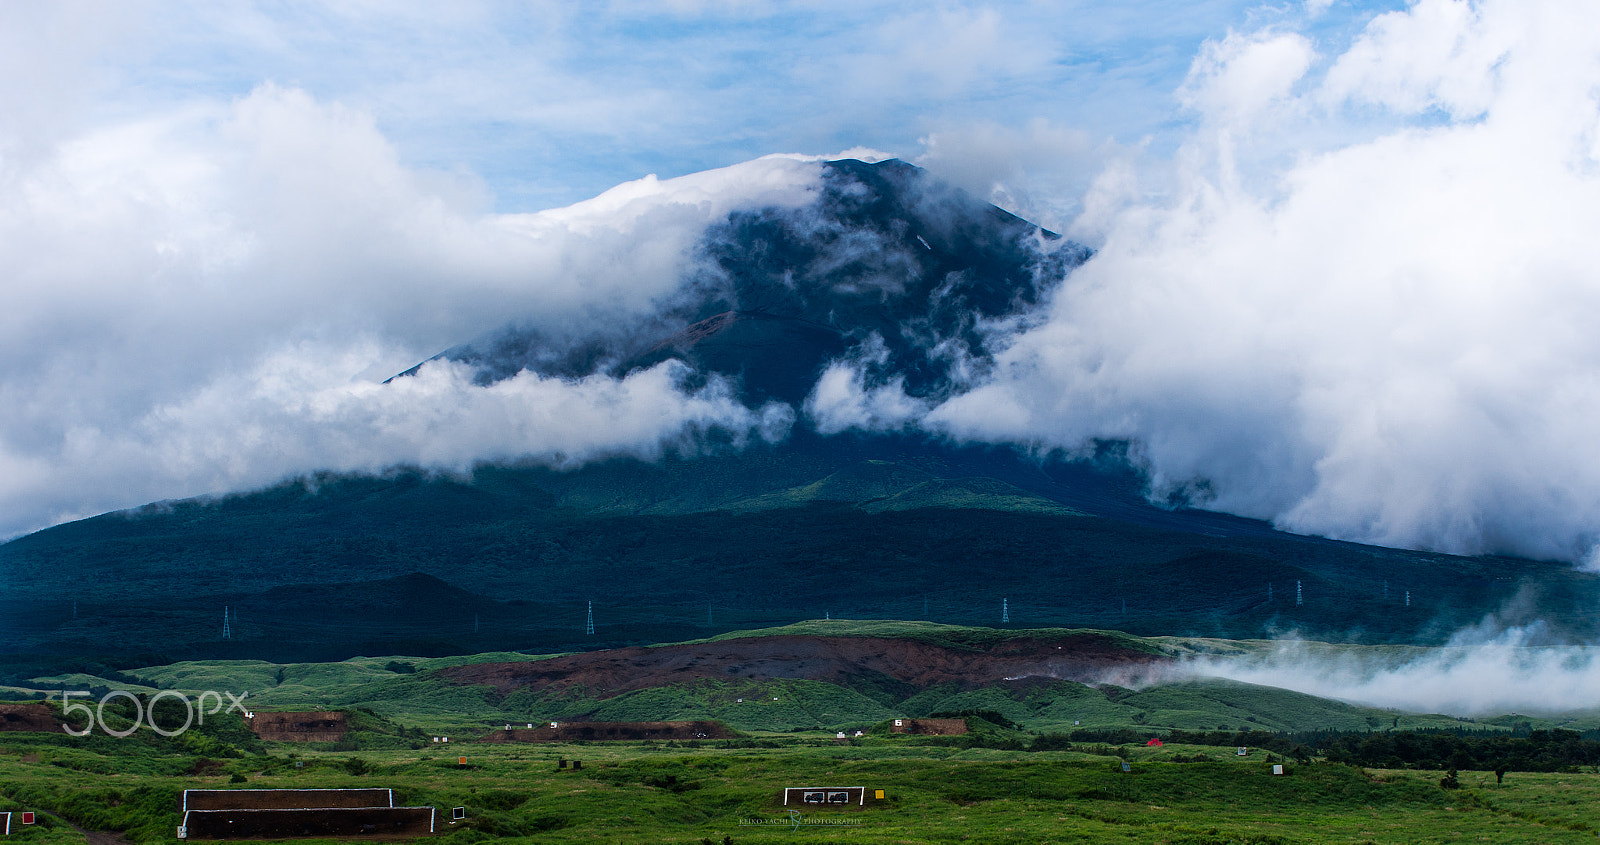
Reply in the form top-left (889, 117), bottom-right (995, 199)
top-left (49, 1), bottom-right (1403, 213)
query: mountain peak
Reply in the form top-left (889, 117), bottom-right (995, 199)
top-left (395, 158), bottom-right (1090, 407)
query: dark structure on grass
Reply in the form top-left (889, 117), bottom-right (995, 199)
top-left (782, 786), bottom-right (875, 806)
top-left (178, 789), bottom-right (434, 840)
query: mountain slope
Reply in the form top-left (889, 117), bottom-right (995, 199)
top-left (3, 158), bottom-right (1593, 664)
top-left (3, 439), bottom-right (1593, 661)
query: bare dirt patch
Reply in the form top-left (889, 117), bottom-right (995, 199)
top-left (441, 633), bottom-right (1165, 698)
top-left (0, 703), bottom-right (62, 732)
top-left (891, 718), bottom-right (968, 735)
top-left (247, 712), bottom-right (347, 742)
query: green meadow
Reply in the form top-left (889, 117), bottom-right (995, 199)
top-left (25, 621), bottom-right (1539, 739)
top-left (8, 725), bottom-right (1600, 844)
top-left (9, 623), bottom-right (1600, 843)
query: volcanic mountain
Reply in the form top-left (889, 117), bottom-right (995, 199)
top-left (3, 158), bottom-right (1596, 664)
top-left (395, 158), bottom-right (1087, 406)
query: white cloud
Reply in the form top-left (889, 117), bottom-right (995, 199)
top-left (0, 83), bottom-right (821, 538)
top-left (13, 0), bottom-right (1600, 580)
top-left (1321, 0), bottom-right (1513, 118)
top-left (849, 7), bottom-right (1058, 100)
top-left (1178, 29), bottom-right (1316, 128)
top-left (0, 0), bottom-right (135, 163)
top-left (1179, 625), bottom-right (1600, 716)
top-left (916, 119), bottom-right (1106, 231)
top-left (36, 349), bottom-right (787, 526)
top-left (805, 350), bottom-right (931, 436)
top-left (917, 0), bottom-right (1600, 563)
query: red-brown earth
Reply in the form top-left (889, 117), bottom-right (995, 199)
top-left (0, 703), bottom-right (62, 732)
top-left (248, 711), bottom-right (348, 742)
top-left (439, 634), bottom-right (1168, 698)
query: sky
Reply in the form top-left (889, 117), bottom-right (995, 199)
top-left (6, 0), bottom-right (1600, 575)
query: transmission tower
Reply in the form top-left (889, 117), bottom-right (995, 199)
top-left (1002, 598), bottom-right (1009, 623)
top-left (223, 606), bottom-right (232, 640)
top-left (1296, 580), bottom-right (1303, 607)
top-left (585, 601), bottom-right (594, 635)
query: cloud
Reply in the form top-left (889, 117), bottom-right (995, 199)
top-left (917, 0), bottom-right (1600, 563)
top-left (0, 0), bottom-right (134, 163)
top-left (34, 348), bottom-right (789, 525)
top-left (1320, 0), bottom-right (1512, 118)
top-left (805, 338), bottom-right (931, 436)
top-left (846, 7), bottom-right (1060, 100)
top-left (1178, 29), bottom-right (1315, 128)
top-left (13, 0), bottom-right (1600, 582)
top-left (47, 1), bottom-right (1343, 213)
top-left (0, 83), bottom-right (821, 538)
top-left (1177, 624), bottom-right (1600, 716)
top-left (915, 119), bottom-right (1107, 232)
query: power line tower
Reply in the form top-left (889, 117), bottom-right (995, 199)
top-left (223, 606), bottom-right (232, 640)
top-left (1002, 598), bottom-right (1009, 623)
top-left (585, 601), bottom-right (594, 635)
top-left (1296, 580), bottom-right (1303, 607)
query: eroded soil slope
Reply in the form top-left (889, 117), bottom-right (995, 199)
top-left (441, 633), bottom-right (1166, 698)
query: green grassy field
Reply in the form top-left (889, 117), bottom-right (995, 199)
top-left (8, 726), bottom-right (1600, 844)
top-left (10, 624), bottom-right (1600, 842)
top-left (17, 621), bottom-right (1519, 738)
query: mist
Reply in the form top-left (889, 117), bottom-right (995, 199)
top-left (1176, 624), bottom-right (1600, 717)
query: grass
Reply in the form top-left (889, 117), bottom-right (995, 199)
top-left (13, 622), bottom-right (1560, 739)
top-left (685, 619), bottom-right (1166, 655)
top-left (10, 727), bottom-right (1600, 843)
top-left (16, 625), bottom-right (1600, 841)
